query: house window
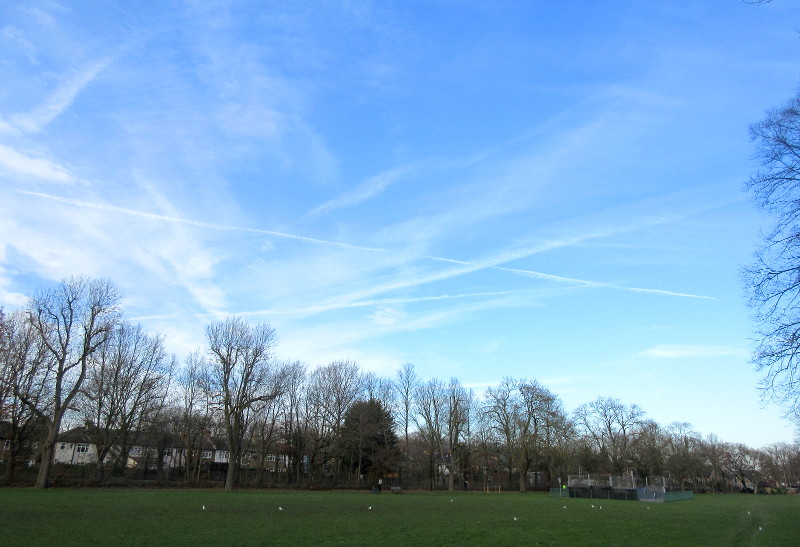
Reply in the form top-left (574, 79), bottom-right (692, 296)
top-left (76, 444), bottom-right (88, 453)
top-left (130, 446), bottom-right (142, 455)
top-left (267, 454), bottom-right (276, 462)
top-left (4, 440), bottom-right (11, 450)
top-left (250, 453), bottom-right (259, 460)
top-left (201, 450), bottom-right (212, 459)
top-left (162, 448), bottom-right (171, 456)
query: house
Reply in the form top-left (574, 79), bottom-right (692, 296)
top-left (52, 426), bottom-right (288, 474)
top-left (1, 420), bottom-right (42, 468)
top-left (53, 427), bottom-right (97, 465)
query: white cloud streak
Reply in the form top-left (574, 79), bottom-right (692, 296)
top-left (15, 190), bottom-right (395, 254)
top-left (237, 288), bottom-right (545, 318)
top-left (0, 144), bottom-right (76, 182)
top-left (639, 345), bottom-right (749, 359)
top-left (17, 189), bottom-right (713, 307)
top-left (306, 166), bottom-right (411, 218)
top-left (9, 58), bottom-right (111, 134)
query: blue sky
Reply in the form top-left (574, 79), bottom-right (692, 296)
top-left (1, 1), bottom-right (799, 447)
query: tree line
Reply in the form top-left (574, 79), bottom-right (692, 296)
top-left (1, 276), bottom-right (798, 492)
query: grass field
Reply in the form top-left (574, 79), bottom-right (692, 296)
top-left (2, 488), bottom-right (798, 546)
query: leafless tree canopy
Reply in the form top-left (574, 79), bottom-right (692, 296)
top-left (745, 90), bottom-right (800, 418)
top-left (575, 397), bottom-right (644, 475)
top-left (21, 276), bottom-right (120, 488)
top-left (206, 316), bottom-right (281, 490)
top-left (484, 377), bottom-right (564, 492)
top-left (2, 278), bottom-right (799, 491)
top-left (78, 322), bottom-right (173, 483)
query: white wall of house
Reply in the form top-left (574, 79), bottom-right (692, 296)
top-left (52, 431), bottom-right (285, 472)
top-left (54, 441), bottom-right (96, 465)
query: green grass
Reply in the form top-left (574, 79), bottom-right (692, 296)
top-left (1, 488), bottom-right (798, 546)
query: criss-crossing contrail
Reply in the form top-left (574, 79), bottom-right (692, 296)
top-left (17, 190), bottom-right (394, 253)
top-left (17, 189), bottom-right (713, 301)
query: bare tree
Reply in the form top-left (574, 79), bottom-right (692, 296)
top-left (248, 361), bottom-right (295, 486)
top-left (0, 308), bottom-right (9, 412)
top-left (630, 419), bottom-right (668, 479)
top-left (541, 404), bottom-right (576, 488)
top-left (206, 317), bottom-right (281, 490)
top-left (761, 441), bottom-right (799, 487)
top-left (17, 277), bottom-right (119, 488)
top-left (278, 360), bottom-right (306, 485)
top-left (574, 397), bottom-right (644, 475)
top-left (414, 378), bottom-right (446, 490)
top-left (79, 322), bottom-right (173, 483)
top-left (472, 408), bottom-right (503, 491)
top-left (701, 434), bottom-right (728, 493)
top-left (394, 362), bottom-right (418, 487)
top-left (0, 311), bottom-right (50, 483)
top-left (664, 422), bottom-right (703, 491)
top-left (303, 359), bottom-right (362, 485)
top-left (362, 371), bottom-right (395, 409)
top-left (745, 89), bottom-right (800, 418)
top-left (175, 351), bottom-right (216, 483)
top-left (724, 443), bottom-right (763, 493)
top-left (443, 378), bottom-right (473, 492)
top-left (484, 377), bottom-right (560, 492)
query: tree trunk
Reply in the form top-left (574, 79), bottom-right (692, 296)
top-left (225, 448), bottom-right (239, 490)
top-left (429, 456), bottom-right (435, 491)
top-left (518, 461), bottom-right (530, 493)
top-left (3, 442), bottom-right (19, 485)
top-left (35, 420), bottom-right (59, 489)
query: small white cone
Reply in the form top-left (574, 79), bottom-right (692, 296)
top-left (368, 506), bottom-right (372, 510)
top-left (513, 517), bottom-right (517, 521)
top-left (278, 507), bottom-right (283, 511)
top-left (202, 505), bottom-right (205, 510)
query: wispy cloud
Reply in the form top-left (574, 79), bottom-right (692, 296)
top-left (0, 265), bottom-right (27, 308)
top-left (236, 288), bottom-right (548, 318)
top-left (9, 58), bottom-right (111, 134)
top-left (541, 374), bottom-right (597, 386)
top-left (0, 144), bottom-right (76, 182)
top-left (1, 25), bottom-right (38, 64)
top-left (18, 189), bottom-right (714, 308)
top-left (639, 345), bottom-right (749, 359)
top-left (306, 166), bottom-right (411, 218)
top-left (16, 190), bottom-right (395, 254)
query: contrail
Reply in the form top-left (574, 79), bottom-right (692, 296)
top-left (17, 189), bottom-right (713, 300)
top-left (11, 58), bottom-right (111, 134)
top-left (17, 190), bottom-right (394, 254)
